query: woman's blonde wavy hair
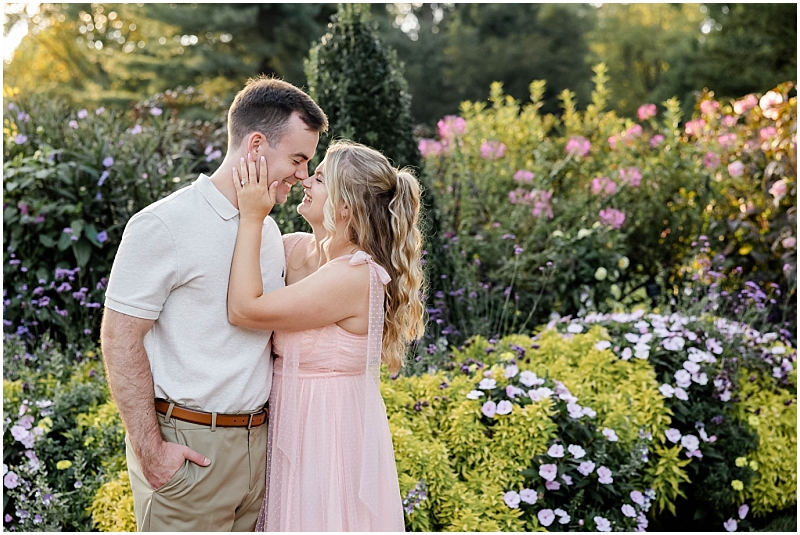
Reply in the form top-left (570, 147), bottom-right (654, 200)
top-left (320, 140), bottom-right (425, 373)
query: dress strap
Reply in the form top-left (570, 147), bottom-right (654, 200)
top-left (281, 232), bottom-right (307, 265)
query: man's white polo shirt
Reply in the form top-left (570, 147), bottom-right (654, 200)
top-left (104, 174), bottom-right (284, 413)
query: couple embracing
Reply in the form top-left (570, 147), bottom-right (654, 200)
top-left (100, 76), bottom-right (423, 531)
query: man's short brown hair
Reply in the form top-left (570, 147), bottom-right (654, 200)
top-left (227, 75), bottom-right (328, 149)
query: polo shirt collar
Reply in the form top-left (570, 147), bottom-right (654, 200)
top-left (195, 174), bottom-right (239, 221)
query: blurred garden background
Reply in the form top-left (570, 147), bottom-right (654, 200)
top-left (2, 2), bottom-right (797, 532)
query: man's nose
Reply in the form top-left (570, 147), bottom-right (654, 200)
top-left (295, 164), bottom-right (309, 180)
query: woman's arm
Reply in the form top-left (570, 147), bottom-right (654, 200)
top-left (227, 155), bottom-right (369, 332)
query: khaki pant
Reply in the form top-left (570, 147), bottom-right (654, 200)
top-left (126, 411), bottom-right (268, 532)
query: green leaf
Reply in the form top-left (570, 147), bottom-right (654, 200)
top-left (73, 239), bottom-right (92, 267)
top-left (84, 224), bottom-right (100, 247)
top-left (70, 219), bottom-right (85, 238)
top-left (57, 231), bottom-right (73, 251)
top-left (39, 234), bottom-right (55, 248)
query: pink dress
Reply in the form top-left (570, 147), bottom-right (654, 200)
top-left (255, 234), bottom-right (405, 532)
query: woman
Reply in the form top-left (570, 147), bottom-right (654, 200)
top-left (227, 140), bottom-right (425, 531)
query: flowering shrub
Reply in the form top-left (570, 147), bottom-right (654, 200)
top-left (417, 66), bottom-right (797, 338)
top-left (3, 334), bottom-right (125, 531)
top-left (3, 93), bottom-right (228, 344)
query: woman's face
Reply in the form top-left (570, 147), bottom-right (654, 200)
top-left (297, 160), bottom-right (329, 225)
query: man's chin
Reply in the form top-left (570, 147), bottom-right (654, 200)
top-left (275, 192), bottom-right (289, 205)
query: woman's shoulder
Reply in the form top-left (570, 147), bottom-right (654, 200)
top-left (282, 231), bottom-right (312, 245)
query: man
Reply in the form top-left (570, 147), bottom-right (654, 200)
top-left (101, 76), bottom-right (328, 531)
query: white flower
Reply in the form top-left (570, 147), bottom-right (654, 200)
top-left (664, 336), bottom-right (686, 351)
top-left (683, 361), bottom-right (701, 374)
top-left (621, 504), bottom-right (637, 518)
top-left (602, 427), bottom-right (619, 442)
top-left (548, 444), bottom-right (565, 458)
top-left (687, 347), bottom-right (710, 363)
top-left (519, 488), bottom-right (538, 505)
top-left (624, 333), bottom-right (641, 343)
top-left (621, 347), bottom-right (633, 360)
top-left (568, 444), bottom-right (586, 459)
top-left (681, 434), bottom-right (700, 452)
top-left (504, 364), bottom-right (519, 378)
top-left (582, 406), bottom-right (597, 418)
top-left (771, 346), bottom-right (786, 355)
top-left (528, 387), bottom-right (553, 402)
top-left (674, 369), bottom-right (692, 388)
top-left (659, 384), bottom-right (675, 398)
top-left (479, 378), bottom-right (497, 390)
top-left (466, 390), bottom-right (485, 400)
top-left (519, 370), bottom-right (543, 387)
top-left (692, 372), bottom-right (708, 385)
top-left (595, 341), bottom-right (612, 351)
top-left (674, 387), bottom-right (689, 401)
top-left (567, 323), bottom-right (584, 333)
top-left (665, 428), bottom-right (682, 443)
top-left (567, 403), bottom-right (584, 419)
top-left (720, 390), bottom-right (732, 402)
top-left (496, 400), bottom-right (513, 415)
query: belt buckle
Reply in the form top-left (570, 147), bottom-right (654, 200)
top-left (247, 413), bottom-right (255, 430)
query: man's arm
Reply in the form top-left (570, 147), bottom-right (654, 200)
top-left (101, 308), bottom-right (210, 489)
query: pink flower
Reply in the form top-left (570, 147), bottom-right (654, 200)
top-left (480, 140), bottom-right (506, 159)
top-left (539, 463), bottom-right (558, 481)
top-left (520, 488), bottom-right (538, 504)
top-left (595, 516), bottom-right (611, 532)
top-left (577, 461), bottom-right (595, 476)
top-left (665, 428), bottom-right (682, 443)
top-left (548, 444), bottom-right (565, 458)
top-left (759, 91), bottom-right (783, 120)
top-left (733, 94), bottom-right (758, 115)
top-left (3, 472), bottom-right (19, 490)
top-left (728, 161), bottom-right (744, 177)
top-left (538, 509), bottom-right (556, 527)
top-left (782, 237), bottom-right (796, 249)
top-left (685, 119), bottom-right (706, 137)
top-left (723, 518), bottom-right (737, 532)
top-left (630, 490), bottom-right (645, 505)
top-left (437, 115), bottom-right (467, 139)
top-left (68, 120), bottom-right (79, 129)
top-left (717, 133), bottom-right (737, 148)
top-left (545, 480), bottom-right (561, 490)
top-left (637, 103), bottom-right (657, 121)
top-left (759, 126), bottom-right (777, 142)
top-left (649, 134), bottom-right (665, 147)
top-left (599, 208), bottom-right (625, 229)
top-left (503, 490), bottom-right (521, 509)
top-left (769, 180), bottom-right (787, 201)
top-left (700, 100), bottom-right (719, 116)
top-left (619, 167), bottom-right (642, 187)
top-left (77, 108), bottom-right (88, 119)
top-left (622, 504), bottom-right (637, 518)
top-left (625, 124), bottom-right (643, 138)
top-left (738, 504), bottom-right (749, 520)
top-left (565, 136), bottom-right (591, 157)
top-left (608, 135), bottom-right (618, 150)
top-left (597, 466), bottom-right (613, 484)
top-left (704, 151), bottom-right (720, 170)
top-left (514, 169), bottom-right (534, 183)
top-left (591, 176), bottom-right (617, 196)
top-left (531, 190), bottom-right (554, 219)
top-left (481, 400), bottom-right (497, 418)
top-left (721, 115), bottom-right (738, 128)
top-left (418, 139), bottom-right (443, 157)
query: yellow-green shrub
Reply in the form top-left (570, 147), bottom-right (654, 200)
top-left (90, 470), bottom-right (136, 532)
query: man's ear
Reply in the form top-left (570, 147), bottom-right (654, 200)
top-left (246, 132), bottom-right (266, 159)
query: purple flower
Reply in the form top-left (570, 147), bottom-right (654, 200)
top-left (14, 134), bottom-right (27, 144)
top-left (621, 504), bottom-right (636, 518)
top-left (481, 400), bottom-right (497, 418)
top-left (674, 387), bottom-right (689, 401)
top-left (503, 490), bottom-right (520, 509)
top-left (103, 156), bottom-right (114, 167)
top-left (77, 108), bottom-right (88, 119)
top-left (631, 490), bottom-right (645, 505)
top-left (95, 106), bottom-right (105, 115)
top-left (539, 463), bottom-right (558, 482)
top-left (4, 513), bottom-right (12, 522)
top-left (150, 107), bottom-right (163, 116)
top-left (519, 488), bottom-right (537, 504)
top-left (545, 480), bottom-right (561, 490)
top-left (665, 428), bottom-right (682, 443)
top-left (597, 466), bottom-right (613, 484)
top-left (504, 364), bottom-right (519, 378)
top-left (97, 231), bottom-right (108, 243)
top-left (98, 170), bottom-right (109, 186)
top-left (738, 504), bottom-right (749, 519)
top-left (674, 369), bottom-right (692, 388)
top-left (69, 120), bottom-right (79, 129)
top-left (565, 136), bottom-right (591, 157)
top-left (578, 461), bottom-right (595, 476)
top-left (681, 434), bottom-right (700, 452)
top-left (3, 472), bottom-right (19, 489)
top-left (18, 415), bottom-right (34, 430)
top-left (496, 400), bottom-right (513, 415)
top-left (723, 518), bottom-right (737, 532)
top-left (548, 444), bottom-right (565, 458)
top-left (595, 515), bottom-right (611, 532)
top-left (538, 509), bottom-right (556, 527)
top-left (17, 111), bottom-right (30, 122)
top-left (130, 124), bottom-right (143, 134)
top-left (561, 474), bottom-right (573, 485)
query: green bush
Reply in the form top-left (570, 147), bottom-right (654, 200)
top-left (3, 94), bottom-right (227, 344)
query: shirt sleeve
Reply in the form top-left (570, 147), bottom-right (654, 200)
top-left (104, 211), bottom-right (179, 320)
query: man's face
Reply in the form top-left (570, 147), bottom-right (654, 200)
top-left (260, 113), bottom-right (320, 204)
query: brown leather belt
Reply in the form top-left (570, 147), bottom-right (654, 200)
top-left (154, 398), bottom-right (268, 428)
